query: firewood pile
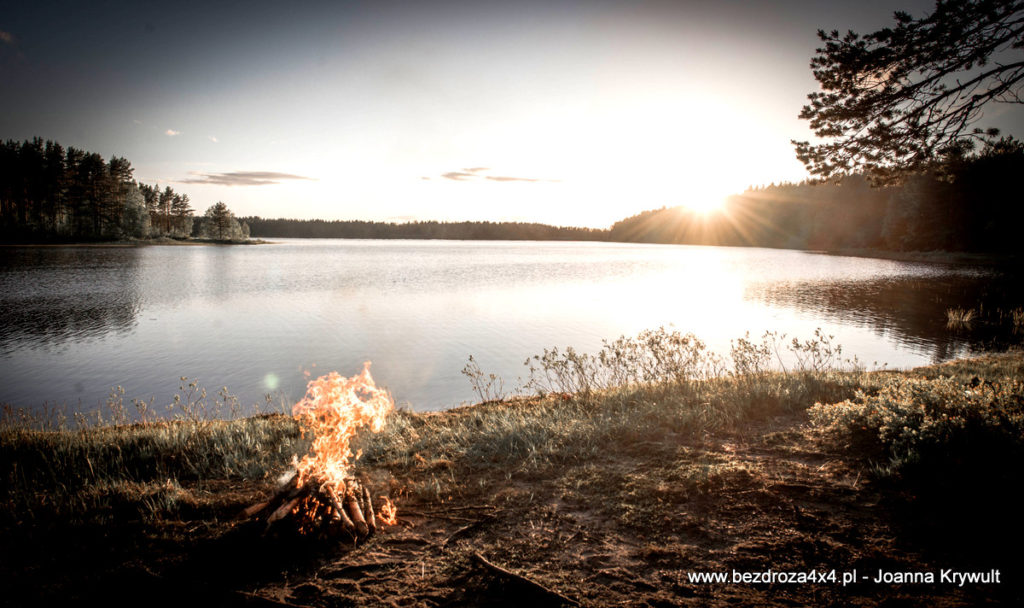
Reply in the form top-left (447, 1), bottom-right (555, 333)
top-left (242, 470), bottom-right (379, 542)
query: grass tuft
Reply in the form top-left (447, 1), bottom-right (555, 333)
top-left (946, 307), bottom-right (976, 329)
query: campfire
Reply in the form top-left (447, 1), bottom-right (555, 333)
top-left (243, 362), bottom-right (397, 542)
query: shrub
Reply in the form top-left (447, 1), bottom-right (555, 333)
top-left (810, 376), bottom-right (1024, 478)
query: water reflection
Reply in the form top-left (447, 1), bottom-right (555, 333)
top-left (747, 271), bottom-right (1024, 362)
top-left (0, 241), bottom-right (1019, 414)
top-left (0, 248), bottom-right (142, 350)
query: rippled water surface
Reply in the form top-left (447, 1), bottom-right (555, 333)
top-left (0, 240), bottom-right (1018, 413)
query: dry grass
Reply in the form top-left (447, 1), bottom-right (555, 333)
top-left (946, 306), bottom-right (976, 328)
top-left (0, 414), bottom-right (306, 525)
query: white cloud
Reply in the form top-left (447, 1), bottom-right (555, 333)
top-left (133, 119), bottom-right (143, 125)
top-left (439, 166), bottom-right (552, 183)
top-left (165, 129), bottom-right (180, 136)
top-left (179, 171), bottom-right (316, 186)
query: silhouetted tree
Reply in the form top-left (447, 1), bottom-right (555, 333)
top-left (42, 140), bottom-right (67, 234)
top-left (79, 152), bottom-right (107, 238)
top-left (105, 156), bottom-right (134, 236)
top-left (793, 0), bottom-right (1024, 183)
top-left (0, 138), bottom-right (191, 241)
top-left (157, 187), bottom-right (175, 234)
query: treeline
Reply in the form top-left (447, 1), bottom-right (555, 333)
top-left (6, 135), bottom-right (1023, 253)
top-left (0, 138), bottom-right (194, 241)
top-left (0, 138), bottom-right (249, 242)
top-left (610, 138), bottom-right (1024, 253)
top-left (241, 217), bottom-right (606, 241)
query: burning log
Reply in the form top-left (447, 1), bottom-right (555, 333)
top-left (243, 473), bottom-right (386, 543)
top-left (344, 485), bottom-right (370, 537)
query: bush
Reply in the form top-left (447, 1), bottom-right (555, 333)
top-left (810, 376), bottom-right (1024, 478)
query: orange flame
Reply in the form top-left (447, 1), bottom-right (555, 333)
top-left (292, 361), bottom-right (397, 523)
top-left (378, 496), bottom-right (398, 526)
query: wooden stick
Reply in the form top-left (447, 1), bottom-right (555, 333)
top-left (240, 500), bottom-right (270, 519)
top-left (326, 485), bottom-right (357, 533)
top-left (267, 496), bottom-right (302, 524)
top-left (471, 552), bottom-right (579, 607)
top-left (441, 516), bottom-right (494, 547)
top-left (344, 487), bottom-right (369, 537)
top-left (361, 486), bottom-right (377, 534)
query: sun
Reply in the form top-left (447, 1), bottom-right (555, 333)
top-left (675, 179), bottom-right (731, 215)
top-left (683, 197), bottom-right (726, 214)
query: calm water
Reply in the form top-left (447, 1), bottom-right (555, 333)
top-left (0, 239), bottom-right (1018, 414)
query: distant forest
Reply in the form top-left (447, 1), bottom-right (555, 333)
top-left (241, 217), bottom-right (605, 241)
top-left (609, 138), bottom-right (1024, 253)
top-left (3, 136), bottom-right (1022, 253)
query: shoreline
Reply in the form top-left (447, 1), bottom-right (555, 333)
top-left (816, 247), bottom-right (1021, 267)
top-left (0, 237), bottom-right (271, 248)
top-left (3, 236), bottom-right (1015, 267)
top-left (2, 351), bottom-right (1022, 606)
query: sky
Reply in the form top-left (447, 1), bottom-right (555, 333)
top-left (2, 0), bottom-right (1021, 228)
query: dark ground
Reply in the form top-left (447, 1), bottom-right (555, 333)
top-left (4, 409), bottom-right (1020, 607)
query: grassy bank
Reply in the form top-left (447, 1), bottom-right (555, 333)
top-left (819, 247), bottom-right (1024, 267)
top-left (2, 336), bottom-right (1023, 606)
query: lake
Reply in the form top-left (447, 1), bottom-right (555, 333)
top-left (0, 239), bottom-right (1019, 415)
